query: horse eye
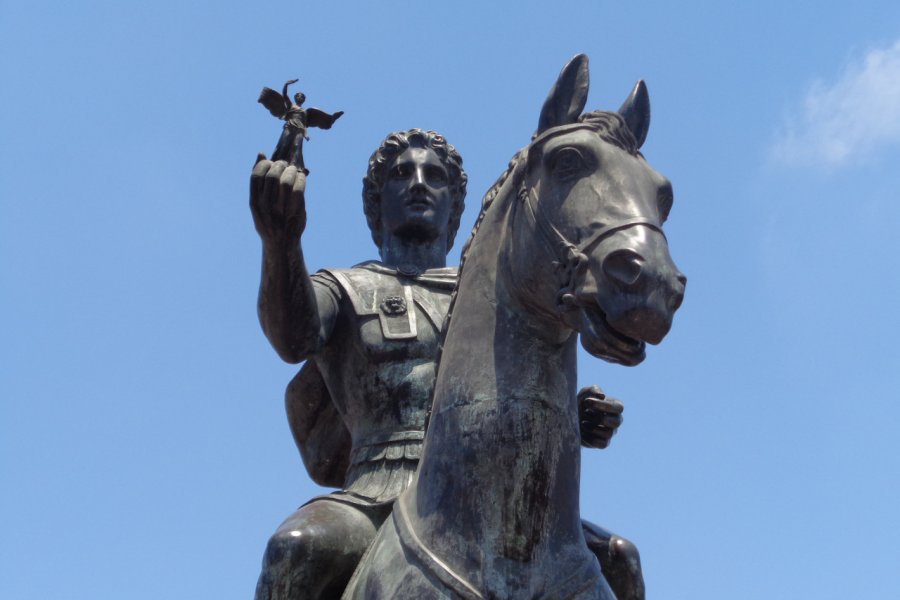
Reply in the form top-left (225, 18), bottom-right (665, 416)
top-left (551, 148), bottom-right (586, 179)
top-left (657, 183), bottom-right (674, 222)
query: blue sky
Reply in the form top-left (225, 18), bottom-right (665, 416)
top-left (2, 1), bottom-right (899, 598)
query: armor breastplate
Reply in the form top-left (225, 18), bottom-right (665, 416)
top-left (321, 264), bottom-right (453, 340)
top-left (293, 264), bottom-right (456, 499)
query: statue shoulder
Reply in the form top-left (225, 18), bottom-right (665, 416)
top-left (316, 264), bottom-right (394, 317)
top-left (315, 263), bottom-right (457, 333)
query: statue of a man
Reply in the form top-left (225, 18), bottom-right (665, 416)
top-left (249, 129), bottom-right (642, 600)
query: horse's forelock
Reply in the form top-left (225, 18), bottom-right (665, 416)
top-left (578, 110), bottom-right (640, 156)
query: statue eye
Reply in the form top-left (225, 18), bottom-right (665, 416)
top-left (551, 148), bottom-right (586, 180)
top-left (426, 166), bottom-right (448, 184)
top-left (390, 164), bottom-right (411, 179)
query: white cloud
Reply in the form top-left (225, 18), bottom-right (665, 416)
top-left (771, 39), bottom-right (900, 168)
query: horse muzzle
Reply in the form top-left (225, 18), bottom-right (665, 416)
top-left (568, 245), bottom-right (685, 364)
top-left (598, 255), bottom-right (686, 346)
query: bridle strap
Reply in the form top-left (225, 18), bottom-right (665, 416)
top-left (522, 187), bottom-right (664, 264)
top-left (574, 216), bottom-right (666, 254)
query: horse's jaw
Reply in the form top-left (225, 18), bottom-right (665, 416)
top-left (562, 304), bottom-right (647, 366)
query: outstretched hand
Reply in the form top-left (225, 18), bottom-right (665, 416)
top-left (250, 153), bottom-right (307, 246)
top-left (578, 385), bottom-right (624, 449)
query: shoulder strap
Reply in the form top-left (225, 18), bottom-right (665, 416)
top-left (320, 267), bottom-right (418, 340)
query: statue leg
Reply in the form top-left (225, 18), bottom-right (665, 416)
top-left (272, 126), bottom-right (294, 163)
top-left (255, 498), bottom-right (389, 600)
top-left (291, 136), bottom-right (307, 174)
top-left (581, 520), bottom-right (645, 600)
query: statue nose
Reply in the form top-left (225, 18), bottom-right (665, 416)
top-left (410, 170), bottom-right (428, 195)
top-left (602, 250), bottom-right (644, 287)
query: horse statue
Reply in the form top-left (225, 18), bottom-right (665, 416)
top-left (342, 54), bottom-right (686, 599)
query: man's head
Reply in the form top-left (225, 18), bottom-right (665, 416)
top-left (363, 129), bottom-right (467, 252)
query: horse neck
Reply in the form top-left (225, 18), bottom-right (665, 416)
top-left (410, 184), bottom-right (585, 568)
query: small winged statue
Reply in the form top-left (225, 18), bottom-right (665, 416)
top-left (258, 79), bottom-right (343, 174)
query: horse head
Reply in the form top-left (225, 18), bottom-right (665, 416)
top-left (508, 54), bottom-right (685, 366)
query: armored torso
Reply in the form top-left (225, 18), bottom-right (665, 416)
top-left (311, 262), bottom-right (456, 503)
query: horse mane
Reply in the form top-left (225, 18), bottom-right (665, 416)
top-left (424, 111), bottom-right (639, 425)
top-left (424, 148), bottom-right (525, 421)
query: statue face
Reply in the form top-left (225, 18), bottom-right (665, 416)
top-left (379, 147), bottom-right (452, 244)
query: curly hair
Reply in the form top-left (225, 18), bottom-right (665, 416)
top-left (362, 129), bottom-right (467, 251)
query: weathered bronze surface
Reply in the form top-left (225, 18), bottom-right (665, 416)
top-left (342, 55), bottom-right (684, 599)
top-left (249, 55), bottom-right (682, 599)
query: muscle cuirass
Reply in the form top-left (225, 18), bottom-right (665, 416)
top-left (290, 262), bottom-right (456, 503)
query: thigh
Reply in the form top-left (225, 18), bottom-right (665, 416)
top-left (257, 499), bottom-right (385, 600)
top-left (274, 498), bottom-right (382, 544)
top-left (582, 520), bottom-right (645, 600)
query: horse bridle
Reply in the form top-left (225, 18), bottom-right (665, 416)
top-left (518, 124), bottom-right (666, 312)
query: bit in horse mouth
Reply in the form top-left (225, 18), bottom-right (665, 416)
top-left (576, 304), bottom-right (646, 366)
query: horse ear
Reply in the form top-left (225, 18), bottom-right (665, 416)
top-left (618, 80), bottom-right (650, 149)
top-left (537, 54), bottom-right (590, 136)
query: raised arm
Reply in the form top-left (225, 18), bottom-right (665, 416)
top-left (250, 154), bottom-right (333, 363)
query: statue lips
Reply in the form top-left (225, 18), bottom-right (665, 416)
top-left (404, 193), bottom-right (436, 217)
top-left (406, 192), bottom-right (434, 210)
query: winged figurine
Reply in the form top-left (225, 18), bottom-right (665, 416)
top-left (258, 78), bottom-right (343, 173)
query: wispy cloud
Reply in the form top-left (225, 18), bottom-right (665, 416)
top-left (770, 39), bottom-right (900, 168)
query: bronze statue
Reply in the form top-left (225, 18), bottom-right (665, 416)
top-left (258, 79), bottom-right (343, 173)
top-left (249, 119), bottom-right (645, 597)
top-left (343, 55), bottom-right (685, 599)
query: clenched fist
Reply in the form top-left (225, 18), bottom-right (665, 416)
top-left (250, 153), bottom-right (307, 246)
top-left (578, 385), bottom-right (624, 449)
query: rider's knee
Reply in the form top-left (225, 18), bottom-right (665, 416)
top-left (263, 524), bottom-right (319, 572)
top-left (609, 535), bottom-right (641, 566)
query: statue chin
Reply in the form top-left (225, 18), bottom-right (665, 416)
top-left (390, 221), bottom-right (442, 245)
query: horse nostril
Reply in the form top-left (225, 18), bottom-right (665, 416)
top-left (669, 273), bottom-right (686, 311)
top-left (603, 250), bottom-right (644, 286)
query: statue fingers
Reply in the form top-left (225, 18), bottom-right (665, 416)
top-left (262, 160), bottom-right (288, 214)
top-left (582, 414), bottom-right (621, 435)
top-left (581, 428), bottom-right (613, 449)
top-left (279, 164), bottom-right (299, 197)
top-left (251, 155), bottom-right (272, 192)
top-left (291, 171), bottom-right (307, 234)
top-left (580, 399), bottom-right (623, 448)
top-left (250, 156), bottom-right (274, 221)
top-left (577, 385), bottom-right (606, 402)
top-left (584, 395), bottom-right (624, 415)
top-left (279, 165), bottom-right (304, 211)
top-left (580, 397), bottom-right (624, 425)
top-left (292, 168), bottom-right (307, 197)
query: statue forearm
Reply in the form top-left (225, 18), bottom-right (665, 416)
top-left (257, 238), bottom-right (321, 363)
top-left (251, 152), bottom-right (319, 362)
